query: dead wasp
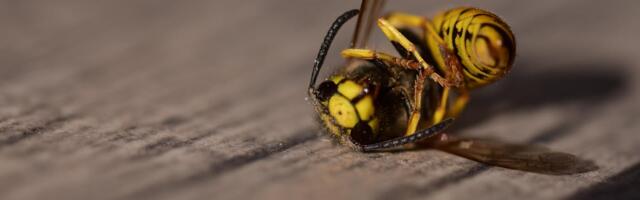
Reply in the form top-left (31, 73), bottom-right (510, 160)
top-left (308, 2), bottom-right (515, 151)
top-left (306, 2), bottom-right (596, 174)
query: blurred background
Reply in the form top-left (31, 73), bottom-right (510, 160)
top-left (1, 1), bottom-right (639, 200)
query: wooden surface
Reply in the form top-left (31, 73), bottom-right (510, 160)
top-left (1, 1), bottom-right (640, 200)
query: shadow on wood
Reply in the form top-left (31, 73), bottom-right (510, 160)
top-left (455, 61), bottom-right (629, 131)
top-left (568, 162), bottom-right (640, 200)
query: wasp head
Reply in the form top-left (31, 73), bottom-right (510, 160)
top-left (313, 75), bottom-right (379, 145)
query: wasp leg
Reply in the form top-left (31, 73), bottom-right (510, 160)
top-left (361, 118), bottom-right (454, 152)
top-left (375, 19), bottom-right (443, 136)
top-left (343, 49), bottom-right (419, 70)
top-left (384, 12), bottom-right (471, 124)
top-left (382, 13), bottom-right (465, 88)
top-left (433, 87), bottom-right (450, 124)
top-left (450, 89), bottom-right (469, 118)
top-left (377, 18), bottom-right (460, 89)
top-left (384, 12), bottom-right (444, 44)
top-left (432, 87), bottom-right (470, 124)
top-left (404, 69), bottom-right (429, 136)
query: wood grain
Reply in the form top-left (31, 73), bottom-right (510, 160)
top-left (1, 1), bottom-right (640, 200)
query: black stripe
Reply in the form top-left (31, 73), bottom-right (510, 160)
top-left (350, 91), bottom-right (367, 104)
top-left (450, 9), bottom-right (474, 73)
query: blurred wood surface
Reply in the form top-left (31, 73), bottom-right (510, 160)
top-left (1, 1), bottom-right (640, 200)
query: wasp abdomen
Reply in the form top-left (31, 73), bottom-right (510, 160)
top-left (431, 7), bottom-right (516, 88)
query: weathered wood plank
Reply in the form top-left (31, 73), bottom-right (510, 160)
top-left (1, 1), bottom-right (640, 200)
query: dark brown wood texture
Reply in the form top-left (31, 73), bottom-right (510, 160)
top-left (1, 1), bottom-right (639, 200)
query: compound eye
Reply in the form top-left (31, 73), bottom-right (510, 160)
top-left (316, 81), bottom-right (337, 101)
top-left (350, 121), bottom-right (374, 145)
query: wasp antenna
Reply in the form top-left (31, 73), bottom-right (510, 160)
top-left (361, 118), bottom-right (454, 152)
top-left (309, 9), bottom-right (360, 96)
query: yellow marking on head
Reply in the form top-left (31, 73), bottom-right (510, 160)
top-left (328, 95), bottom-right (359, 128)
top-left (330, 75), bottom-right (344, 84)
top-left (355, 95), bottom-right (374, 121)
top-left (337, 80), bottom-right (363, 100)
top-left (368, 118), bottom-right (379, 133)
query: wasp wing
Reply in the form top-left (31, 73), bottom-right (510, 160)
top-left (345, 0), bottom-right (386, 72)
top-left (431, 136), bottom-right (598, 175)
top-left (351, 0), bottom-right (386, 49)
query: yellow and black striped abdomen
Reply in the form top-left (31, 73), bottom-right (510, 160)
top-left (429, 7), bottom-right (516, 89)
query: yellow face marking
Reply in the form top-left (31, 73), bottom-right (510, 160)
top-left (337, 80), bottom-right (363, 100)
top-left (328, 95), bottom-right (359, 128)
top-left (368, 118), bottom-right (379, 133)
top-left (355, 95), bottom-right (374, 121)
top-left (330, 75), bottom-right (345, 84)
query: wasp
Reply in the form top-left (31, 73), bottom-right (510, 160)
top-left (309, 1), bottom-right (515, 151)
top-left (308, 1), bottom-right (593, 174)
